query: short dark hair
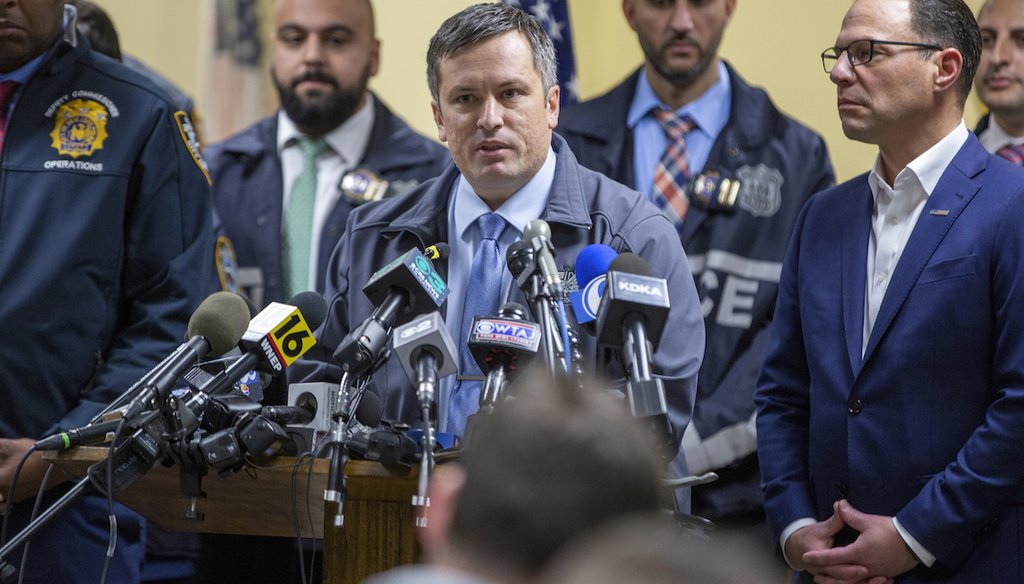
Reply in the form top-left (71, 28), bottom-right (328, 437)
top-left (449, 378), bottom-right (664, 578)
top-left (426, 2), bottom-right (557, 102)
top-left (909, 0), bottom-right (981, 104)
top-left (68, 0), bottom-right (123, 61)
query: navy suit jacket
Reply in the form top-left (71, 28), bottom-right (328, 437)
top-left (755, 135), bottom-right (1024, 581)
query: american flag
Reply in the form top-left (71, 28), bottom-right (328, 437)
top-left (504, 0), bottom-right (579, 107)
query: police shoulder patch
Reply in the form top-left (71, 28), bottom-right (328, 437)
top-left (50, 98), bottom-right (109, 158)
top-left (174, 111), bottom-right (211, 185)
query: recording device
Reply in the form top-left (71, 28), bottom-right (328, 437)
top-left (334, 248), bottom-right (449, 375)
top-left (523, 219), bottom-right (563, 297)
top-left (121, 291), bottom-right (251, 421)
top-left (595, 253), bottom-right (672, 443)
top-left (569, 244), bottom-right (617, 330)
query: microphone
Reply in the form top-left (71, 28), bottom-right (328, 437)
top-left (260, 391), bottom-right (317, 426)
top-left (193, 293), bottom-right (326, 398)
top-left (392, 311), bottom-right (458, 525)
top-left (523, 219), bottom-right (563, 297)
top-left (120, 291), bottom-right (250, 421)
top-left (468, 302), bottom-right (543, 408)
top-left (595, 253), bottom-right (672, 443)
top-left (333, 248), bottom-right (449, 374)
top-left (569, 244), bottom-right (617, 330)
top-left (424, 242), bottom-right (451, 262)
top-left (393, 312), bottom-right (458, 408)
top-left (35, 418), bottom-right (125, 451)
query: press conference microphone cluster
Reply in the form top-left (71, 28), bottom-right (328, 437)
top-left (595, 253), bottom-right (672, 446)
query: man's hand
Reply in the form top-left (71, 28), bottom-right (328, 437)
top-left (803, 500), bottom-right (919, 584)
top-left (786, 502), bottom-right (859, 575)
top-left (0, 438), bottom-right (51, 512)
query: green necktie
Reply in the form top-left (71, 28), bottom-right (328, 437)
top-left (284, 137), bottom-right (328, 298)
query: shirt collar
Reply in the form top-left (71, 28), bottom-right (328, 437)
top-left (979, 115), bottom-right (1024, 152)
top-left (452, 147), bottom-right (556, 241)
top-left (626, 60), bottom-right (731, 136)
top-left (276, 93), bottom-right (376, 164)
top-left (869, 121), bottom-right (969, 200)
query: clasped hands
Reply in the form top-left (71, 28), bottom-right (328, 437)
top-left (786, 500), bottom-right (920, 584)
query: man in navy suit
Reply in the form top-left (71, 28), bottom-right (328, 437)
top-left (756, 0), bottom-right (1024, 582)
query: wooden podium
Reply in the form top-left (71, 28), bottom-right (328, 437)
top-left (46, 448), bottom-right (420, 583)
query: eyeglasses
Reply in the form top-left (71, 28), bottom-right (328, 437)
top-left (821, 39), bottom-right (943, 73)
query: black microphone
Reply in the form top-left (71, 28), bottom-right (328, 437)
top-left (468, 302), bottom-right (542, 408)
top-left (333, 248), bottom-right (449, 375)
top-left (393, 312), bottom-right (458, 409)
top-left (595, 253), bottom-right (672, 443)
top-left (120, 291), bottom-right (251, 421)
top-left (523, 219), bottom-right (563, 297)
top-left (35, 418), bottom-right (125, 451)
top-left (260, 391), bottom-right (317, 426)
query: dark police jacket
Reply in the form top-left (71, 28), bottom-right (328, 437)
top-left (0, 30), bottom-right (213, 438)
top-left (295, 135), bottom-right (705, 460)
top-left (558, 63), bottom-right (835, 518)
top-left (205, 97), bottom-right (450, 306)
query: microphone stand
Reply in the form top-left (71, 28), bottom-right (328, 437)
top-left (323, 372), bottom-right (353, 528)
top-left (412, 357), bottom-right (437, 528)
top-left (525, 274), bottom-right (559, 379)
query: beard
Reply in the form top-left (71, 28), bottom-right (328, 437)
top-left (641, 32), bottom-right (722, 89)
top-left (272, 64), bottom-right (370, 135)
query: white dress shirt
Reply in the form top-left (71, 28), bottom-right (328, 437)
top-left (978, 115), bottom-right (1024, 155)
top-left (277, 95), bottom-right (375, 291)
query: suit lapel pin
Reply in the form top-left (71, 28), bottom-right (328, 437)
top-left (929, 209), bottom-right (950, 216)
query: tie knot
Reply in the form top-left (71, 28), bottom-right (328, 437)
top-left (476, 212), bottom-right (507, 242)
top-left (297, 136), bottom-right (328, 159)
top-left (653, 108), bottom-right (695, 139)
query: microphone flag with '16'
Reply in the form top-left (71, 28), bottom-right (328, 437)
top-left (193, 292), bottom-right (326, 398)
top-left (569, 244), bottom-right (617, 328)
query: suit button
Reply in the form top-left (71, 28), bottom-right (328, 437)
top-left (848, 399), bottom-right (863, 415)
top-left (836, 482), bottom-right (849, 498)
top-left (256, 214), bottom-right (267, 226)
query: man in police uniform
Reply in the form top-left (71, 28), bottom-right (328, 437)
top-left (206, 0), bottom-right (449, 308)
top-left (0, 1), bottom-right (213, 582)
top-left (558, 0), bottom-right (835, 531)
top-left (974, 0), bottom-right (1024, 164)
top-left (297, 2), bottom-right (705, 509)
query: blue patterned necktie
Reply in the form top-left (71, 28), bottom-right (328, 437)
top-left (283, 137), bottom-right (328, 298)
top-left (447, 212), bottom-right (508, 437)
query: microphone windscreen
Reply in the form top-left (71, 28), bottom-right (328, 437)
top-left (497, 302), bottom-right (530, 320)
top-left (575, 244), bottom-right (617, 287)
top-left (524, 218), bottom-right (552, 241)
top-left (608, 252), bottom-right (651, 277)
top-left (427, 242), bottom-right (451, 261)
top-left (355, 390), bottom-right (383, 427)
top-left (288, 291), bottom-right (328, 331)
top-left (187, 291), bottom-right (251, 357)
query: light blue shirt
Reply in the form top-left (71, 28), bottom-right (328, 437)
top-left (437, 147), bottom-right (556, 432)
top-left (627, 60), bottom-right (732, 199)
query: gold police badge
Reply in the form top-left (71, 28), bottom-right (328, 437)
top-left (50, 98), bottom-right (109, 158)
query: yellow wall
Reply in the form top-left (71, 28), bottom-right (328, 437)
top-left (90, 0), bottom-right (986, 182)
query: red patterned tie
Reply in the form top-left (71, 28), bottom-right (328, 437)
top-left (0, 81), bottom-right (18, 154)
top-left (996, 143), bottom-right (1024, 166)
top-left (652, 108), bottom-right (696, 228)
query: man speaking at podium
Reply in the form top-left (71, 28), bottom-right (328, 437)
top-left (0, 1), bottom-right (213, 582)
top-left (296, 2), bottom-right (705, 506)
